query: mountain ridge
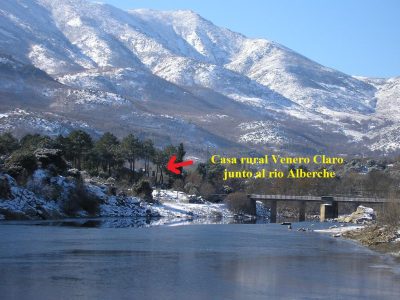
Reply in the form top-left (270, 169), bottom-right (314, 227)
top-left (0, 0), bottom-right (399, 157)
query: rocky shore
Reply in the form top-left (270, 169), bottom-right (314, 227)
top-left (315, 205), bottom-right (400, 259)
top-left (0, 171), bottom-right (159, 220)
top-left (342, 225), bottom-right (400, 259)
top-left (0, 170), bottom-right (269, 225)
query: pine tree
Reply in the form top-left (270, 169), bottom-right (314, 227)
top-left (0, 132), bottom-right (19, 156)
top-left (175, 143), bottom-right (186, 178)
top-left (66, 130), bottom-right (93, 170)
top-left (142, 139), bottom-right (155, 177)
top-left (120, 134), bottom-right (141, 182)
top-left (95, 132), bottom-right (120, 176)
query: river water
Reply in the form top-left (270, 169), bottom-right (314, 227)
top-left (0, 221), bottom-right (399, 300)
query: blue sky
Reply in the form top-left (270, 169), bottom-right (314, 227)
top-left (102, 0), bottom-right (399, 78)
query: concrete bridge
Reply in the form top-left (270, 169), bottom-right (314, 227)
top-left (248, 194), bottom-right (388, 222)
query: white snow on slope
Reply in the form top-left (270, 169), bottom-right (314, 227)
top-left (238, 121), bottom-right (287, 145)
top-left (0, 0), bottom-right (399, 153)
top-left (152, 189), bottom-right (233, 220)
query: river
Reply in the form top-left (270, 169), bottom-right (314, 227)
top-left (0, 221), bottom-right (399, 299)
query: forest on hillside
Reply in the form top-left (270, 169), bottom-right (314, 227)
top-left (0, 131), bottom-right (399, 223)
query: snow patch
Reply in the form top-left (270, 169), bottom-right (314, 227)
top-left (67, 17), bottom-right (82, 27)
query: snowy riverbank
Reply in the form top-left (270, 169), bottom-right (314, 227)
top-left (313, 206), bottom-right (376, 236)
top-left (0, 171), bottom-right (269, 224)
top-left (314, 225), bottom-right (365, 236)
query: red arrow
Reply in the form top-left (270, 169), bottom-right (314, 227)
top-left (167, 155), bottom-right (194, 175)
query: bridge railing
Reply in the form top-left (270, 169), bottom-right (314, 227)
top-left (249, 194), bottom-right (388, 203)
top-left (250, 194), bottom-right (320, 201)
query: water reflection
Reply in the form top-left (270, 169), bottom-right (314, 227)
top-left (0, 224), bottom-right (399, 299)
top-left (1, 217), bottom-right (264, 228)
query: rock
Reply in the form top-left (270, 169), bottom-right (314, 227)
top-left (343, 216), bottom-right (353, 223)
top-left (256, 201), bottom-right (270, 218)
top-left (0, 208), bottom-right (30, 220)
top-left (337, 206), bottom-right (376, 224)
top-left (188, 195), bottom-right (204, 204)
top-left (67, 168), bottom-right (81, 178)
top-left (117, 191), bottom-right (127, 198)
top-left (106, 177), bottom-right (116, 185)
top-left (151, 211), bottom-right (161, 218)
top-left (36, 207), bottom-right (64, 220)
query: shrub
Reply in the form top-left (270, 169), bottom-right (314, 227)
top-left (114, 167), bottom-right (136, 184)
top-left (62, 180), bottom-right (100, 216)
top-left (199, 182), bottom-right (218, 202)
top-left (5, 150), bottom-right (37, 173)
top-left (134, 179), bottom-right (153, 202)
top-left (184, 182), bottom-right (199, 195)
top-left (379, 198), bottom-right (400, 227)
top-left (172, 179), bottom-right (185, 191)
top-left (185, 171), bottom-right (203, 187)
top-left (225, 192), bottom-right (255, 215)
top-left (0, 133), bottom-right (19, 156)
top-left (34, 148), bottom-right (67, 174)
top-left (0, 174), bottom-right (12, 200)
top-left (5, 150), bottom-right (37, 183)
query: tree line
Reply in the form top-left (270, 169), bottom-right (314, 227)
top-left (0, 131), bottom-right (186, 186)
top-left (2, 131), bottom-right (399, 212)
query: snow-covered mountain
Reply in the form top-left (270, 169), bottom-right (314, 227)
top-left (0, 0), bottom-right (399, 156)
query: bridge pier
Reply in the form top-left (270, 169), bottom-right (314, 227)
top-left (332, 201), bottom-right (338, 219)
top-left (248, 194), bottom-right (386, 223)
top-left (320, 197), bottom-right (338, 222)
top-left (270, 200), bottom-right (277, 223)
top-left (299, 201), bottom-right (306, 222)
top-left (247, 196), bottom-right (257, 216)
